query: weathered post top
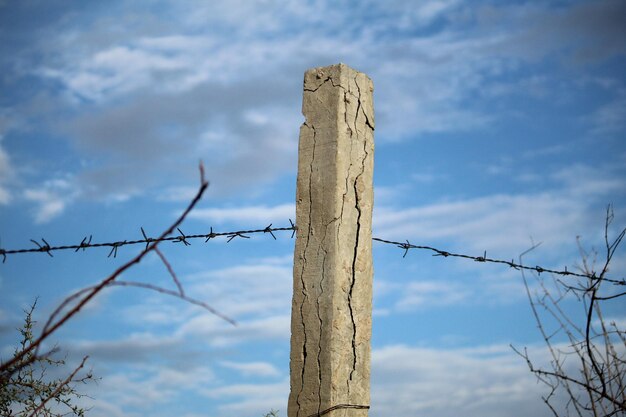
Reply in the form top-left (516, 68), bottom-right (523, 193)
top-left (289, 63), bottom-right (374, 417)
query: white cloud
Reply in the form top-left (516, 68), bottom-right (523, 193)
top-left (23, 177), bottom-right (79, 223)
top-left (92, 257), bottom-right (294, 352)
top-left (40, 42), bottom-right (197, 102)
top-left (187, 263), bottom-right (292, 319)
top-left (0, 184), bottom-right (10, 206)
top-left (588, 93), bottom-right (626, 135)
top-left (202, 379), bottom-right (289, 417)
top-left (373, 262), bottom-right (528, 313)
top-left (177, 314), bottom-right (290, 347)
top-left (374, 164), bottom-right (626, 254)
top-left (189, 204), bottom-right (295, 225)
top-left (413, 0), bottom-right (461, 23)
top-left (78, 363), bottom-right (217, 417)
top-left (0, 112), bottom-right (18, 205)
top-left (551, 164), bottom-right (626, 197)
top-left (23, 189), bottom-right (65, 222)
top-left (157, 185), bottom-right (200, 202)
top-left (375, 192), bottom-right (580, 253)
top-left (220, 360), bottom-right (281, 378)
top-left (70, 332), bottom-right (183, 363)
top-left (0, 143), bottom-right (11, 181)
top-left (370, 343), bottom-right (561, 417)
top-left (393, 280), bottom-right (472, 311)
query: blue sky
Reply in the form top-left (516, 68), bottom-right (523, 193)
top-left (1, 0), bottom-right (625, 416)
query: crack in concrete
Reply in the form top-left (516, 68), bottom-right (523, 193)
top-left (316, 213), bottom-right (334, 416)
top-left (316, 249), bottom-right (326, 416)
top-left (303, 73), bottom-right (342, 93)
top-left (347, 75), bottom-right (366, 386)
top-left (339, 89), bottom-right (353, 241)
top-left (295, 121), bottom-right (317, 417)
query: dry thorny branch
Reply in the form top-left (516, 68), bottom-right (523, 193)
top-left (512, 205), bottom-right (626, 417)
top-left (1, 300), bottom-right (96, 417)
top-left (0, 163), bottom-right (235, 413)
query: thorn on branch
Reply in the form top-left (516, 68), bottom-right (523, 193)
top-left (31, 238), bottom-right (53, 257)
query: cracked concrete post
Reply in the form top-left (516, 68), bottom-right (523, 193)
top-left (289, 63), bottom-right (374, 417)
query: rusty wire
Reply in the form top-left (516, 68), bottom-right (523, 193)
top-left (1, 222), bottom-right (624, 286)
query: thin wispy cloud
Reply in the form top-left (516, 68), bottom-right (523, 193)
top-left (370, 343), bottom-right (560, 417)
top-left (189, 204), bottom-right (295, 225)
top-left (374, 163), bottom-right (625, 254)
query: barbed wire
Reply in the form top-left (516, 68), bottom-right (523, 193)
top-left (0, 221), bottom-right (297, 261)
top-left (372, 237), bottom-right (625, 286)
top-left (1, 222), bottom-right (624, 285)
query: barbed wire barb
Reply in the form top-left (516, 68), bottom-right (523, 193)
top-left (108, 241), bottom-right (125, 258)
top-left (140, 227), bottom-right (154, 250)
top-left (75, 235), bottom-right (92, 252)
top-left (399, 240), bottom-right (412, 258)
top-left (289, 219), bottom-right (297, 238)
top-left (175, 228), bottom-right (191, 246)
top-left (205, 227), bottom-right (217, 242)
top-left (31, 238), bottom-right (53, 257)
top-left (227, 232), bottom-right (250, 242)
top-left (264, 224), bottom-right (277, 240)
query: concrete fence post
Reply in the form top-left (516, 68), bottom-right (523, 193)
top-left (288, 63), bottom-right (375, 417)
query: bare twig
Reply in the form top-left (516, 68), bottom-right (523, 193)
top-left (514, 206), bottom-right (626, 416)
top-left (155, 246), bottom-right (184, 296)
top-left (0, 163), bottom-right (211, 375)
